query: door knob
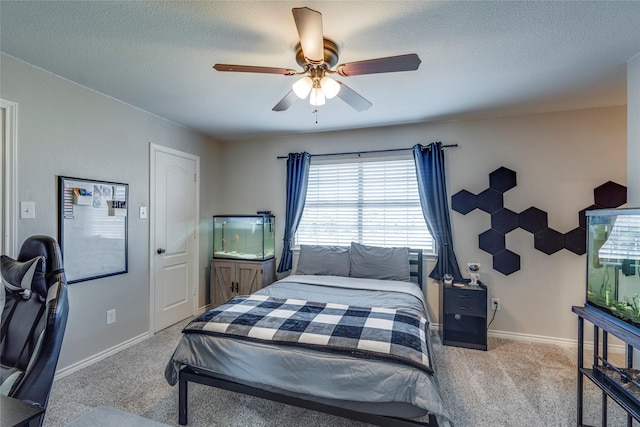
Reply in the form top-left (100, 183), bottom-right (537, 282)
top-left (157, 248), bottom-right (166, 254)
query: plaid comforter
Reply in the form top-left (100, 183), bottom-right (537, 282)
top-left (183, 294), bottom-right (433, 375)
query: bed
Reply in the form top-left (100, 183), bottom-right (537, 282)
top-left (165, 243), bottom-right (452, 426)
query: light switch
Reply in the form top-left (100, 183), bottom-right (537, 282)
top-left (20, 201), bottom-right (36, 219)
top-left (140, 206), bottom-right (147, 219)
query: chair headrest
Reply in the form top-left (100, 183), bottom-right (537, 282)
top-left (6, 235), bottom-right (66, 299)
top-left (1, 255), bottom-right (45, 299)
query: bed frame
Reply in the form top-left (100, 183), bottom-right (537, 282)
top-left (178, 249), bottom-right (439, 427)
top-left (178, 366), bottom-right (437, 426)
top-left (409, 249), bottom-right (423, 289)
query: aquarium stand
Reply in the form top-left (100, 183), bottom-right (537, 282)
top-left (573, 306), bottom-right (640, 427)
top-left (210, 258), bottom-right (276, 307)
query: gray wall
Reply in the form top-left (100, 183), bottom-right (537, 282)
top-left (0, 54), bottom-right (222, 370)
top-left (0, 49), bottom-right (633, 372)
top-left (219, 107), bottom-right (627, 342)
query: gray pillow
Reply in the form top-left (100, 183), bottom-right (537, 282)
top-left (349, 242), bottom-right (410, 282)
top-left (296, 245), bottom-right (350, 276)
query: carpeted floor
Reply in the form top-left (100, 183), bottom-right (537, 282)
top-left (64, 406), bottom-right (171, 427)
top-left (44, 319), bottom-right (631, 427)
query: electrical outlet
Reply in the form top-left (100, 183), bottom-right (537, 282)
top-left (106, 309), bottom-right (116, 325)
top-left (491, 298), bottom-right (501, 311)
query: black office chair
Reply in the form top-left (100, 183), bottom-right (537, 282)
top-left (1, 235), bottom-right (69, 426)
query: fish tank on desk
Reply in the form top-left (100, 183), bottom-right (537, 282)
top-left (213, 214), bottom-right (275, 260)
top-left (586, 208), bottom-right (640, 328)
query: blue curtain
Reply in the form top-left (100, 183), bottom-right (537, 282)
top-left (413, 143), bottom-right (463, 281)
top-left (277, 152), bottom-right (311, 273)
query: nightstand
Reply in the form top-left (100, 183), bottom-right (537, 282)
top-left (440, 281), bottom-right (488, 350)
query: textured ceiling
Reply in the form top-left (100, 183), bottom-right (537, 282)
top-left (1, 1), bottom-right (640, 142)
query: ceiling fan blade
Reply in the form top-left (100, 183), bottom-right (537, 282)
top-left (272, 90), bottom-right (298, 112)
top-left (292, 7), bottom-right (324, 64)
top-left (336, 54), bottom-right (421, 77)
top-left (336, 82), bottom-right (372, 112)
top-left (214, 64), bottom-right (296, 76)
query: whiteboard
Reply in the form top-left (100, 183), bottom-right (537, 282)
top-left (58, 176), bottom-right (128, 283)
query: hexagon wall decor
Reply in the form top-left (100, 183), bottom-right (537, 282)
top-left (451, 167), bottom-right (627, 275)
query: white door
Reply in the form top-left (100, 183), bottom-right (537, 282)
top-left (151, 145), bottom-right (199, 332)
top-left (0, 108), bottom-right (8, 255)
top-left (1, 107), bottom-right (5, 254)
top-left (1, 99), bottom-right (18, 257)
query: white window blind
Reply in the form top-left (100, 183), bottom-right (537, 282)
top-left (295, 157), bottom-right (435, 254)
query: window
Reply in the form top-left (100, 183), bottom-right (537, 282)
top-left (598, 214), bottom-right (640, 264)
top-left (295, 157), bottom-right (435, 254)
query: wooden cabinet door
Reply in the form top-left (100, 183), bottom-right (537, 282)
top-left (211, 259), bottom-right (273, 307)
top-left (213, 261), bottom-right (235, 306)
top-left (237, 263), bottom-right (262, 295)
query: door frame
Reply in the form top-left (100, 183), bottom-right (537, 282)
top-left (149, 143), bottom-right (200, 334)
top-left (1, 98), bottom-right (18, 257)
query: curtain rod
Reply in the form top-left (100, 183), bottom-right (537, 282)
top-left (276, 144), bottom-right (458, 159)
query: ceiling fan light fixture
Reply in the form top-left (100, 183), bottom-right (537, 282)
top-left (309, 87), bottom-right (326, 106)
top-left (214, 8), bottom-right (421, 112)
top-left (292, 76), bottom-right (313, 99)
top-left (320, 76), bottom-right (340, 99)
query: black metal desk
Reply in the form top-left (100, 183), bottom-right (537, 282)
top-left (0, 395), bottom-right (44, 427)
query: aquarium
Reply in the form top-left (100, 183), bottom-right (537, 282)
top-left (213, 215), bottom-right (275, 260)
top-left (586, 208), bottom-right (640, 328)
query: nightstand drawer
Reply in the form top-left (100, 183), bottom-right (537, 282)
top-left (444, 287), bottom-right (486, 317)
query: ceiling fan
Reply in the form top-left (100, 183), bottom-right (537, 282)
top-left (213, 7), bottom-right (421, 112)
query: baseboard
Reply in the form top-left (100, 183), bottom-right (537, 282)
top-left (197, 304), bottom-right (211, 315)
top-left (54, 332), bottom-right (150, 380)
top-left (430, 323), bottom-right (625, 353)
top-left (56, 307), bottom-right (210, 381)
top-left (55, 305), bottom-right (210, 381)
top-left (488, 328), bottom-right (626, 353)
top-left (488, 329), bottom-right (576, 346)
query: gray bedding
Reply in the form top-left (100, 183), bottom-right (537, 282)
top-left (165, 275), bottom-right (452, 426)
